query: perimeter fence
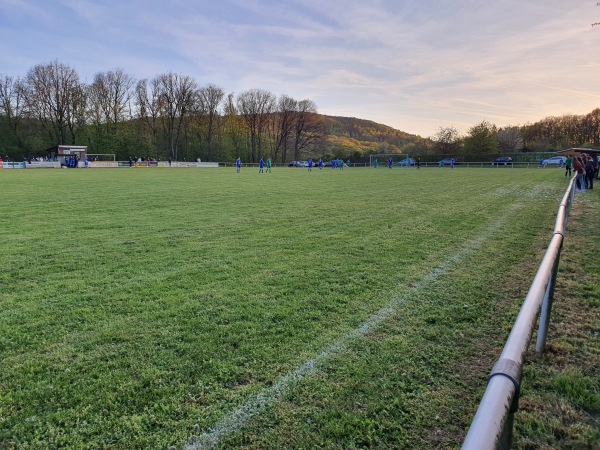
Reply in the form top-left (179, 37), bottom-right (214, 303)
top-left (461, 177), bottom-right (577, 450)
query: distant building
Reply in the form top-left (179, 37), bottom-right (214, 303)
top-left (45, 145), bottom-right (88, 166)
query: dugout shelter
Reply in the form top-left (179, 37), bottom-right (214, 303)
top-left (557, 147), bottom-right (600, 156)
top-left (45, 145), bottom-right (88, 166)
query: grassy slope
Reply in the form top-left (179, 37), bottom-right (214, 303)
top-left (0, 167), bottom-right (596, 449)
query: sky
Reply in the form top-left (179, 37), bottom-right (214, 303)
top-left (1, 0), bottom-right (599, 138)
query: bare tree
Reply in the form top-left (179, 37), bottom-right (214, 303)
top-left (87, 69), bottom-right (135, 153)
top-left (430, 125), bottom-right (462, 155)
top-left (583, 108), bottom-right (600, 146)
top-left (0, 75), bottom-right (27, 150)
top-left (223, 92), bottom-right (245, 161)
top-left (270, 95), bottom-right (297, 163)
top-left (88, 69), bottom-right (134, 126)
top-left (292, 99), bottom-right (324, 161)
top-left (236, 89), bottom-right (276, 162)
top-left (497, 126), bottom-right (523, 152)
top-left (24, 60), bottom-right (85, 145)
top-left (135, 78), bottom-right (164, 157)
top-left (158, 72), bottom-right (198, 160)
top-left (194, 83), bottom-right (225, 160)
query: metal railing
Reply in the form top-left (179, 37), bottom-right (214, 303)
top-left (461, 177), bottom-right (576, 450)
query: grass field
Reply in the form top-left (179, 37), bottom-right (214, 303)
top-left (0, 167), bottom-right (597, 449)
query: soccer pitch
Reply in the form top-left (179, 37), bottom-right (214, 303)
top-left (0, 167), bottom-right (569, 449)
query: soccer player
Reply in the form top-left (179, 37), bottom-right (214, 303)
top-left (259, 157), bottom-right (264, 173)
top-left (318, 158), bottom-right (323, 170)
top-left (266, 158), bottom-right (272, 173)
top-left (308, 158), bottom-right (313, 172)
top-left (236, 157), bottom-right (241, 173)
top-left (388, 157), bottom-right (393, 169)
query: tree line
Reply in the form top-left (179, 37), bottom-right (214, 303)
top-left (0, 60), bottom-right (324, 162)
top-left (1, 60), bottom-right (598, 162)
top-left (426, 110), bottom-right (600, 158)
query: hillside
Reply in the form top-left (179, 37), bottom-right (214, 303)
top-left (320, 115), bottom-right (427, 159)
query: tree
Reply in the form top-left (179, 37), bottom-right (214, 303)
top-left (270, 95), bottom-right (297, 163)
top-left (463, 120), bottom-right (499, 155)
top-left (237, 89), bottom-right (275, 162)
top-left (431, 125), bottom-right (461, 155)
top-left (221, 92), bottom-right (245, 161)
top-left (24, 61), bottom-right (85, 145)
top-left (0, 75), bottom-right (27, 152)
top-left (292, 99), bottom-right (324, 160)
top-left (497, 126), bottom-right (523, 152)
top-left (583, 108), bottom-right (600, 146)
top-left (157, 72), bottom-right (197, 160)
top-left (135, 78), bottom-right (164, 158)
top-left (194, 84), bottom-right (225, 160)
top-left (87, 69), bottom-right (135, 156)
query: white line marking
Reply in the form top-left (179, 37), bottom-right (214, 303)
top-left (184, 208), bottom-right (519, 449)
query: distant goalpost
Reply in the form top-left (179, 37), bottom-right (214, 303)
top-left (370, 154), bottom-right (411, 167)
top-left (88, 154), bottom-right (116, 161)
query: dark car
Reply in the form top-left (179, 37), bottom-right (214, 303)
top-left (397, 158), bottom-right (416, 167)
top-left (491, 157), bottom-right (513, 165)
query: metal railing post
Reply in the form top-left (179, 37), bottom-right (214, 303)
top-left (535, 246), bottom-right (561, 353)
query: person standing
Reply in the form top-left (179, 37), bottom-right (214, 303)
top-left (388, 157), bottom-right (393, 169)
top-left (259, 157), bottom-right (264, 173)
top-left (266, 158), bottom-right (272, 173)
top-left (308, 158), bottom-right (313, 172)
top-left (451, 158), bottom-right (455, 169)
top-left (236, 157), bottom-right (241, 173)
top-left (318, 158), bottom-right (323, 170)
top-left (416, 158), bottom-right (421, 169)
top-left (565, 155), bottom-right (573, 177)
top-left (585, 155), bottom-right (595, 189)
top-left (573, 156), bottom-right (586, 192)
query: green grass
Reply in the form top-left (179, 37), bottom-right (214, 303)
top-left (0, 166), bottom-right (595, 449)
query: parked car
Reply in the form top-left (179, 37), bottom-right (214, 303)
top-left (491, 157), bottom-right (513, 165)
top-left (288, 160), bottom-right (309, 167)
top-left (438, 158), bottom-right (456, 166)
top-left (541, 156), bottom-right (566, 166)
top-left (397, 158), bottom-right (416, 166)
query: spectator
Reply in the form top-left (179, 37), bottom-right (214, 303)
top-left (573, 156), bottom-right (586, 192)
top-left (584, 155), bottom-right (595, 189)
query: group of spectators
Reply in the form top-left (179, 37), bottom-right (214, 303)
top-left (567, 153), bottom-right (599, 192)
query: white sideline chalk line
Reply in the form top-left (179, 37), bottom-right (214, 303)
top-left (184, 207), bottom-right (520, 449)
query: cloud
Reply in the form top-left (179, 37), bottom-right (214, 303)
top-left (0, 0), bottom-right (597, 137)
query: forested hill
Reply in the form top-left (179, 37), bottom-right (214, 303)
top-left (320, 115), bottom-right (426, 158)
